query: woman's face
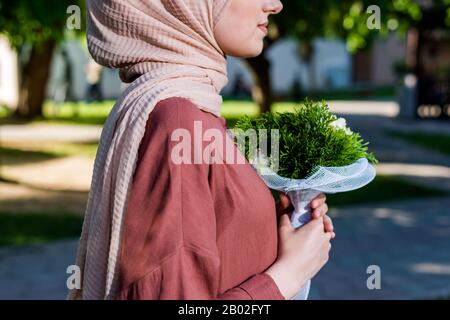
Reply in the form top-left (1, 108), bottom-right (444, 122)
top-left (214, 0), bottom-right (283, 58)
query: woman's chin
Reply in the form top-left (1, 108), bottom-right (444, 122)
top-left (230, 45), bottom-right (263, 58)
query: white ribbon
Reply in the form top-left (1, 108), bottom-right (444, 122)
top-left (251, 154), bottom-right (376, 299)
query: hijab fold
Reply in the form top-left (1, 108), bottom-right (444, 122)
top-left (67, 0), bottom-right (231, 300)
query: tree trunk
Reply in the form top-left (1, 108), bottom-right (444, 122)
top-left (352, 50), bottom-right (373, 84)
top-left (245, 54), bottom-right (274, 114)
top-left (300, 42), bottom-right (316, 91)
top-left (14, 40), bottom-right (56, 119)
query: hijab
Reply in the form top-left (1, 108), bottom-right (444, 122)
top-left (67, 0), bottom-right (231, 299)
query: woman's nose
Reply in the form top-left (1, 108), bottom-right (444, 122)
top-left (263, 0), bottom-right (283, 15)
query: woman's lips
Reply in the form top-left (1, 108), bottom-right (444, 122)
top-left (258, 25), bottom-right (268, 35)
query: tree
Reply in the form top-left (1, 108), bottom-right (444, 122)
top-left (0, 0), bottom-right (85, 119)
top-left (245, 0), bottom-right (449, 113)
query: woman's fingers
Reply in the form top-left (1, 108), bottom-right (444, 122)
top-left (310, 194), bottom-right (335, 238)
top-left (311, 203), bottom-right (335, 239)
top-left (310, 193), bottom-right (326, 210)
top-left (312, 203), bottom-right (328, 219)
top-left (276, 191), bottom-right (336, 239)
top-left (279, 192), bottom-right (325, 215)
top-left (279, 213), bottom-right (294, 231)
top-left (278, 192), bottom-right (292, 209)
top-left (323, 215), bottom-right (333, 232)
top-left (276, 191), bottom-right (294, 216)
top-left (323, 215), bottom-right (335, 239)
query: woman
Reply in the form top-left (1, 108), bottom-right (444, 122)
top-left (68, 0), bottom-right (335, 300)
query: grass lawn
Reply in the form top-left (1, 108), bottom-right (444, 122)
top-left (386, 130), bottom-right (450, 157)
top-left (1, 100), bottom-right (448, 247)
top-left (326, 175), bottom-right (448, 207)
top-left (0, 105), bottom-right (10, 118)
top-left (2, 174), bottom-right (447, 248)
top-left (0, 101), bottom-right (115, 126)
top-left (0, 146), bottom-right (61, 164)
top-left (0, 212), bottom-right (83, 247)
top-left (272, 174), bottom-right (448, 208)
top-left (1, 141), bottom-right (99, 163)
top-left (1, 100), bottom-right (307, 126)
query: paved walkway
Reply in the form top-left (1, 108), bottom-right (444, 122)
top-left (310, 196), bottom-right (450, 299)
top-left (0, 240), bottom-right (76, 299)
top-left (342, 115), bottom-right (450, 168)
top-left (0, 123), bottom-right (102, 143)
top-left (342, 114), bottom-right (450, 192)
top-left (1, 195), bottom-right (449, 300)
top-left (1, 101), bottom-right (449, 299)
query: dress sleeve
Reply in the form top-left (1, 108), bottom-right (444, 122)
top-left (116, 99), bottom-right (285, 300)
top-left (117, 245), bottom-right (285, 300)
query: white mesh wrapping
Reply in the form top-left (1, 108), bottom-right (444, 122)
top-left (250, 154), bottom-right (377, 299)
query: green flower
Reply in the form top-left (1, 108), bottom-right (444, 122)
top-left (233, 99), bottom-right (378, 179)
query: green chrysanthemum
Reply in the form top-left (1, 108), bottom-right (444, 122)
top-left (232, 99), bottom-right (378, 179)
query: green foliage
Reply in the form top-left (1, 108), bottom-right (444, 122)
top-left (0, 0), bottom-right (86, 48)
top-left (233, 99), bottom-right (378, 179)
top-left (386, 130), bottom-right (450, 157)
top-left (0, 212), bottom-right (83, 247)
top-left (326, 174), bottom-right (448, 207)
top-left (271, 175), bottom-right (448, 207)
top-left (271, 0), bottom-right (448, 53)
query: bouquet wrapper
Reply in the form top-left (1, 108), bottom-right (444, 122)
top-left (251, 156), bottom-right (376, 300)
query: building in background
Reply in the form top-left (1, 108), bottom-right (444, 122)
top-left (46, 40), bottom-right (123, 102)
top-left (353, 33), bottom-right (406, 86)
top-left (0, 36), bottom-right (19, 109)
top-left (45, 37), bottom-right (359, 102)
top-left (2, 34), bottom-right (410, 110)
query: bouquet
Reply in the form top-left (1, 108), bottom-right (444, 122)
top-left (231, 99), bottom-right (378, 300)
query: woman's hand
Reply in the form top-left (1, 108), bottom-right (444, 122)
top-left (276, 191), bottom-right (335, 239)
top-left (265, 214), bottom-right (332, 299)
top-left (268, 191), bottom-right (335, 299)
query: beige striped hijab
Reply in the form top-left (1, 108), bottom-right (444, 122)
top-left (67, 0), bottom-right (231, 300)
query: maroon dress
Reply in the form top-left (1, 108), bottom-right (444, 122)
top-left (115, 97), bottom-right (284, 300)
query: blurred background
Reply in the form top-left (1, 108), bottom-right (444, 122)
top-left (0, 0), bottom-right (449, 299)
